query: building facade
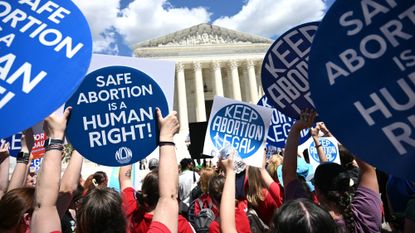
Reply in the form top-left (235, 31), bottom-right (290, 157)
top-left (134, 23), bottom-right (272, 157)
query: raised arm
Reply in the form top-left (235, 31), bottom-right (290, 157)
top-left (355, 158), bottom-right (378, 193)
top-left (220, 153), bottom-right (238, 233)
top-left (57, 149), bottom-right (83, 217)
top-left (282, 109), bottom-right (316, 187)
top-left (311, 124), bottom-right (327, 163)
top-left (8, 130), bottom-right (34, 191)
top-left (119, 164), bottom-right (133, 191)
top-left (0, 141), bottom-right (10, 199)
top-left (260, 151), bottom-right (283, 206)
top-left (31, 107), bottom-right (71, 233)
top-left (151, 108), bottom-right (180, 233)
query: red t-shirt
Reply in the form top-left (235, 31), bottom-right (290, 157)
top-left (194, 194), bottom-right (219, 217)
top-left (147, 221), bottom-right (171, 233)
top-left (254, 182), bottom-right (283, 224)
top-left (122, 187), bottom-right (193, 233)
top-left (208, 204), bottom-right (251, 233)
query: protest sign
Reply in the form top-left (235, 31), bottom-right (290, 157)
top-left (0, 0), bottom-right (92, 139)
top-left (66, 56), bottom-right (174, 166)
top-left (308, 0), bottom-right (415, 179)
top-left (257, 95), bottom-right (310, 148)
top-left (261, 22), bottom-right (319, 119)
top-left (203, 96), bottom-right (273, 167)
top-left (307, 137), bottom-right (340, 170)
top-left (29, 157), bottom-right (43, 174)
top-left (1, 133), bottom-right (21, 157)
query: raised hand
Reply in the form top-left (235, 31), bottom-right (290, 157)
top-left (156, 108), bottom-right (179, 142)
top-left (43, 107), bottom-right (72, 139)
top-left (292, 109), bottom-right (316, 131)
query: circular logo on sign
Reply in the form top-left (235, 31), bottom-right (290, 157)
top-left (209, 104), bottom-right (265, 159)
top-left (308, 0), bottom-right (415, 179)
top-left (261, 22), bottom-right (319, 119)
top-left (66, 66), bottom-right (168, 166)
top-left (309, 139), bottom-right (337, 163)
top-left (0, 1), bottom-right (92, 139)
top-left (257, 96), bottom-right (310, 148)
top-left (115, 147), bottom-right (133, 164)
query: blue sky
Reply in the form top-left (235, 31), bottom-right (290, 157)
top-left (74, 0), bottom-right (336, 56)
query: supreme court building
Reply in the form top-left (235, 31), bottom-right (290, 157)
top-left (134, 23), bottom-right (273, 157)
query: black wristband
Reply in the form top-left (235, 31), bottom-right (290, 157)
top-left (16, 152), bottom-right (30, 164)
top-left (159, 141), bottom-right (175, 147)
top-left (45, 144), bottom-right (64, 152)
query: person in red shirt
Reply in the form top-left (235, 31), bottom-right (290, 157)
top-left (208, 174), bottom-right (251, 233)
top-left (119, 167), bottom-right (193, 233)
top-left (245, 164), bottom-right (283, 225)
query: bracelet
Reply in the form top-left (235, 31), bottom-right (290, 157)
top-left (316, 144), bottom-right (322, 148)
top-left (159, 141), bottom-right (175, 147)
top-left (45, 144), bottom-right (64, 152)
top-left (16, 152), bottom-right (30, 164)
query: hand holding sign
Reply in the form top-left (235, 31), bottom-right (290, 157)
top-left (292, 109), bottom-right (316, 131)
top-left (43, 107), bottom-right (72, 140)
top-left (157, 108), bottom-right (180, 142)
top-left (0, 140), bottom-right (10, 160)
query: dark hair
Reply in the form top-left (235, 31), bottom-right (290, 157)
top-left (83, 171), bottom-right (108, 195)
top-left (180, 158), bottom-right (193, 171)
top-left (76, 188), bottom-right (126, 233)
top-left (208, 174), bottom-right (225, 205)
top-left (0, 187), bottom-right (35, 231)
top-left (136, 170), bottom-right (159, 212)
top-left (271, 198), bottom-right (338, 233)
top-left (314, 163), bottom-right (356, 233)
top-left (338, 145), bottom-right (355, 170)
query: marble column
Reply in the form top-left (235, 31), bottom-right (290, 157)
top-left (229, 60), bottom-right (242, 101)
top-left (247, 60), bottom-right (259, 103)
top-left (193, 61), bottom-right (206, 122)
top-left (176, 62), bottom-right (188, 131)
top-left (212, 61), bottom-right (224, 97)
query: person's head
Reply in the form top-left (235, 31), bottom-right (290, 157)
top-left (180, 158), bottom-right (194, 172)
top-left (0, 187), bottom-right (35, 233)
top-left (246, 166), bottom-right (267, 208)
top-left (25, 171), bottom-right (37, 187)
top-left (208, 174), bottom-right (225, 205)
top-left (136, 170), bottom-right (159, 212)
top-left (148, 158), bottom-right (159, 171)
top-left (199, 167), bottom-right (216, 194)
top-left (338, 145), bottom-right (356, 169)
top-left (314, 162), bottom-right (355, 233)
top-left (267, 154), bottom-right (283, 180)
top-left (76, 188), bottom-right (126, 233)
top-left (83, 171), bottom-right (108, 195)
top-left (271, 198), bottom-right (338, 233)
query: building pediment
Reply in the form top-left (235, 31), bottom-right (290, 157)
top-left (136, 23), bottom-right (272, 48)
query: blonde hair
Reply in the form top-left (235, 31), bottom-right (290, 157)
top-left (199, 167), bottom-right (216, 194)
top-left (267, 154), bottom-right (283, 180)
top-left (247, 167), bottom-right (267, 208)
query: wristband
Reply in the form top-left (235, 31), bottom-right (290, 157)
top-left (45, 144), bottom-right (64, 152)
top-left (316, 144), bottom-right (322, 148)
top-left (16, 152), bottom-right (30, 164)
top-left (159, 141), bottom-right (175, 147)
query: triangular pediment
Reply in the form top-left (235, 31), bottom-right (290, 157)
top-left (136, 23), bottom-right (272, 48)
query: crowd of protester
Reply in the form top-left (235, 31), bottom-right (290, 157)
top-left (0, 108), bottom-right (414, 233)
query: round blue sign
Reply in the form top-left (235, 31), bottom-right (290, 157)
top-left (261, 22), bottom-right (319, 119)
top-left (309, 138), bottom-right (338, 163)
top-left (257, 95), bottom-right (310, 148)
top-left (209, 104), bottom-right (265, 159)
top-left (65, 66), bottom-right (168, 166)
top-left (309, 0), bottom-right (415, 179)
top-left (0, 1), bottom-right (92, 139)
